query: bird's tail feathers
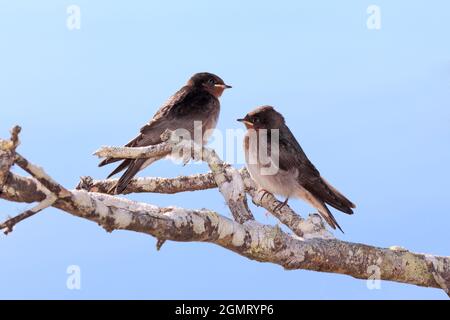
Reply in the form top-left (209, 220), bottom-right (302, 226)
top-left (99, 134), bottom-right (142, 168)
top-left (320, 178), bottom-right (355, 215)
top-left (299, 188), bottom-right (344, 233)
top-left (106, 159), bottom-right (132, 179)
top-left (99, 157), bottom-right (123, 167)
top-left (113, 158), bottom-right (158, 194)
top-left (113, 158), bottom-right (146, 194)
top-left (318, 205), bottom-right (344, 233)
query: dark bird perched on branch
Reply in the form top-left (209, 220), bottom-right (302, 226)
top-left (99, 72), bottom-right (231, 194)
top-left (238, 106), bottom-right (355, 232)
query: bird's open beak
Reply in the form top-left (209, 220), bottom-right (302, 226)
top-left (215, 84), bottom-right (232, 89)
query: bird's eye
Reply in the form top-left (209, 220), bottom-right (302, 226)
top-left (208, 78), bottom-right (216, 85)
top-left (253, 117), bottom-right (260, 123)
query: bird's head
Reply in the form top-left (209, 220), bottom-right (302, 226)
top-left (237, 106), bottom-right (285, 130)
top-left (187, 72), bottom-right (232, 98)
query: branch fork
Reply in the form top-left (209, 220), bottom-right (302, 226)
top-left (0, 127), bottom-right (70, 234)
top-left (93, 130), bottom-right (321, 235)
top-left (1, 126), bottom-right (449, 297)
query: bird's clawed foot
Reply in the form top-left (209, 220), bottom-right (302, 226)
top-left (258, 189), bottom-right (272, 201)
top-left (274, 197), bottom-right (289, 212)
top-left (258, 189), bottom-right (288, 212)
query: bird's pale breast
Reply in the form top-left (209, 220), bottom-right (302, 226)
top-left (244, 131), bottom-right (299, 198)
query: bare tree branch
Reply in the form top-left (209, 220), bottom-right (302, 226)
top-left (14, 153), bottom-right (71, 199)
top-left (0, 189), bottom-right (56, 235)
top-left (92, 131), bottom-right (311, 233)
top-left (240, 168), bottom-right (333, 239)
top-left (0, 125), bottom-right (21, 187)
top-left (92, 133), bottom-right (312, 234)
top-left (2, 171), bottom-right (450, 293)
top-left (76, 173), bottom-right (217, 194)
top-left (94, 131), bottom-right (254, 224)
top-left (94, 143), bottom-right (173, 161)
top-left (0, 129), bottom-right (64, 233)
top-left (78, 168), bottom-right (330, 238)
top-left (1, 126), bottom-right (450, 296)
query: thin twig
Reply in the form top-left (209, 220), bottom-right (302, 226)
top-left (94, 144), bottom-right (173, 160)
top-left (0, 191), bottom-right (56, 234)
top-left (14, 153), bottom-right (71, 198)
top-left (0, 126), bottom-right (22, 187)
top-left (0, 126), bottom-right (68, 234)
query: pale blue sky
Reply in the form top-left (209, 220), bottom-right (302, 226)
top-left (1, 1), bottom-right (449, 299)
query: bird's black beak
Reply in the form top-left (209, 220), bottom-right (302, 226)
top-left (237, 118), bottom-right (253, 126)
top-left (215, 84), bottom-right (232, 89)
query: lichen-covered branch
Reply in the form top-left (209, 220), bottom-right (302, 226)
top-left (94, 132), bottom-right (254, 224)
top-left (0, 128), bottom-right (67, 233)
top-left (0, 126), bottom-right (21, 187)
top-left (94, 143), bottom-right (173, 160)
top-left (14, 153), bottom-right (71, 199)
top-left (1, 170), bottom-right (450, 294)
top-left (78, 168), bottom-right (329, 238)
top-left (76, 173), bottom-right (217, 195)
top-left (0, 189), bottom-right (56, 234)
top-left (199, 147), bottom-right (253, 224)
top-left (2, 126), bottom-right (450, 297)
top-left (240, 168), bottom-right (333, 239)
top-left (92, 132), bottom-right (316, 234)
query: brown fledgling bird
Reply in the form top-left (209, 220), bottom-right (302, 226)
top-left (238, 106), bottom-right (355, 232)
top-left (100, 72), bottom-right (231, 194)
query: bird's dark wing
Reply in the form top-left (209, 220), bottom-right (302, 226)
top-left (277, 125), bottom-right (320, 181)
top-left (100, 86), bottom-right (219, 194)
top-left (277, 125), bottom-right (355, 215)
top-left (134, 86), bottom-right (218, 147)
top-left (98, 86), bottom-right (193, 168)
top-left (133, 85), bottom-right (195, 147)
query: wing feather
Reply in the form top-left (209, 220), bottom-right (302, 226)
top-left (277, 126), bottom-right (355, 215)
